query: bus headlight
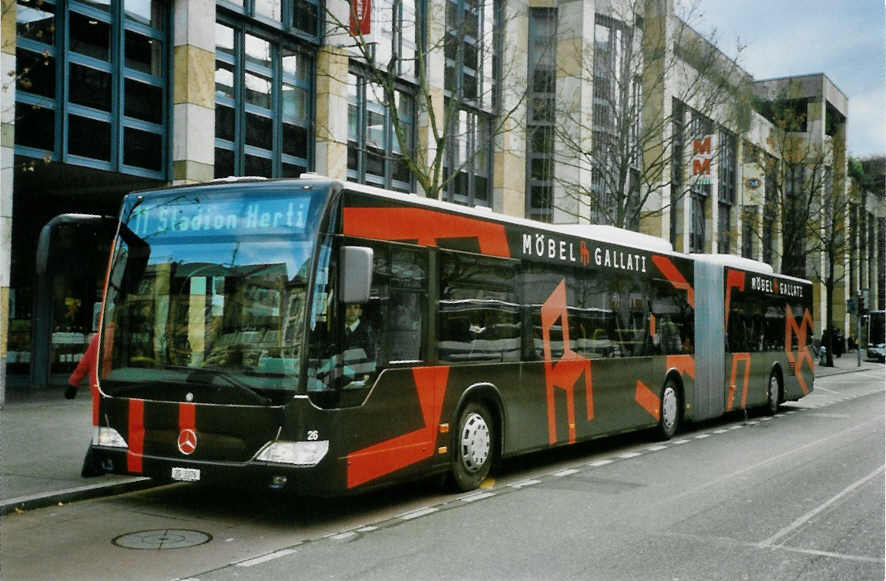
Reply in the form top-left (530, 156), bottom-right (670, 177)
top-left (255, 441), bottom-right (329, 466)
top-left (93, 427), bottom-right (128, 448)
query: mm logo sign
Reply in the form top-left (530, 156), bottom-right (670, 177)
top-left (691, 135), bottom-right (713, 185)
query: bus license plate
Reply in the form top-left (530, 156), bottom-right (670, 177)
top-left (171, 467), bottom-right (200, 482)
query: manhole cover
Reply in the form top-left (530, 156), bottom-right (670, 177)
top-left (112, 529), bottom-right (212, 550)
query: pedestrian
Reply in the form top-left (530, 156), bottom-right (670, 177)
top-left (66, 332), bottom-right (98, 399)
top-left (67, 332), bottom-right (103, 477)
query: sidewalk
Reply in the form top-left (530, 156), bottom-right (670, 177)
top-left (1, 355), bottom-right (882, 515)
top-left (814, 351), bottom-right (884, 377)
top-left (0, 378), bottom-right (153, 516)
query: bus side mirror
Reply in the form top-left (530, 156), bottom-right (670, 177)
top-left (340, 246), bottom-right (373, 304)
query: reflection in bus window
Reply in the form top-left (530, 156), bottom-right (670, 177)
top-left (439, 252), bottom-right (520, 362)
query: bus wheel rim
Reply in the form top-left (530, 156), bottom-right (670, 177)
top-left (770, 376), bottom-right (779, 405)
top-left (461, 412), bottom-right (490, 473)
top-left (662, 386), bottom-right (677, 431)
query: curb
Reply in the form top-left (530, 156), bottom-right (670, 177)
top-left (0, 478), bottom-right (156, 516)
top-left (816, 364), bottom-right (882, 379)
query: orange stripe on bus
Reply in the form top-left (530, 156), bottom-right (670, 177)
top-left (346, 366), bottom-right (449, 488)
top-left (651, 255), bottom-right (694, 308)
top-left (343, 207), bottom-right (511, 258)
top-left (634, 381), bottom-right (660, 420)
top-left (127, 399), bottom-right (145, 474)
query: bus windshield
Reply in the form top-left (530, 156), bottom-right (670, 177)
top-left (99, 185), bottom-right (327, 404)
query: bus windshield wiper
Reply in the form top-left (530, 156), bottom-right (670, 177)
top-left (184, 367), bottom-right (271, 405)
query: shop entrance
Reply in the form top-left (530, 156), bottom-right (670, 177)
top-left (29, 215), bottom-right (118, 387)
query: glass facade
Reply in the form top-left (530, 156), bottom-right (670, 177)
top-left (688, 110), bottom-right (712, 253)
top-left (443, 0), bottom-right (498, 206)
top-left (670, 99), bottom-right (685, 247)
top-left (526, 8), bottom-right (556, 222)
top-left (591, 14), bottom-right (639, 226)
top-left (214, 20), bottom-right (313, 178)
top-left (15, 0), bottom-right (168, 177)
top-left (347, 73), bottom-right (415, 192)
top-left (345, 0), bottom-right (419, 191)
top-left (217, 0), bottom-right (320, 39)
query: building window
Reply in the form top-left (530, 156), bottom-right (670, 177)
top-left (443, 108), bottom-right (491, 206)
top-left (445, 0), bottom-right (497, 109)
top-left (849, 202), bottom-right (858, 294)
top-left (690, 193), bottom-right (705, 253)
top-left (443, 0), bottom-right (498, 206)
top-left (15, 0), bottom-right (168, 177)
top-left (670, 99), bottom-right (685, 247)
top-left (347, 72), bottom-right (415, 192)
top-left (368, 0), bottom-right (419, 79)
top-left (718, 203), bottom-right (730, 254)
top-left (591, 14), bottom-right (639, 226)
top-left (687, 110), bottom-right (711, 254)
top-left (218, 0), bottom-right (320, 40)
top-left (782, 164), bottom-right (805, 276)
top-left (718, 129), bottom-right (736, 204)
top-left (214, 21), bottom-right (313, 178)
top-left (526, 8), bottom-right (556, 222)
top-left (763, 155), bottom-right (776, 265)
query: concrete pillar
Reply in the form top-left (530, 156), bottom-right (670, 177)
top-left (412, 0), bottom-right (446, 198)
top-left (493, 0), bottom-right (527, 218)
top-left (1, 0), bottom-right (16, 405)
top-left (172, 0), bottom-right (216, 184)
top-left (315, 46), bottom-right (349, 180)
top-left (551, 0), bottom-right (593, 224)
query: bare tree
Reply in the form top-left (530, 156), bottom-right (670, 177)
top-left (543, 0), bottom-right (748, 230)
top-left (324, 0), bottom-right (526, 199)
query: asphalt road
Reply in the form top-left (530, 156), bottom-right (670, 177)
top-left (2, 369), bottom-right (883, 581)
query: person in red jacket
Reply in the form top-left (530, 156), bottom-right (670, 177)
top-left (66, 332), bottom-right (103, 477)
top-left (66, 332), bottom-right (99, 399)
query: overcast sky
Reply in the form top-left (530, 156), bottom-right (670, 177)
top-left (688, 0), bottom-right (885, 158)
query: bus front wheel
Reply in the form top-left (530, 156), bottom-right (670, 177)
top-left (658, 379), bottom-right (681, 440)
top-left (450, 402), bottom-right (494, 492)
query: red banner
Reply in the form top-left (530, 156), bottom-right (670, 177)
top-left (350, 0), bottom-right (371, 36)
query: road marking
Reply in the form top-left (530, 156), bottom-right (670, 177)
top-left (672, 439), bottom-right (690, 445)
top-left (236, 548), bottom-right (298, 567)
top-left (774, 545), bottom-right (884, 564)
top-left (588, 459), bottom-right (614, 467)
top-left (554, 468), bottom-right (580, 477)
top-left (694, 434), bottom-right (711, 439)
top-left (331, 532), bottom-right (357, 541)
top-left (356, 526), bottom-right (378, 533)
top-left (509, 479), bottom-right (541, 488)
top-left (459, 491), bottom-right (495, 502)
top-left (712, 429), bottom-right (728, 434)
top-left (618, 452), bottom-right (642, 459)
top-left (398, 507), bottom-right (438, 520)
top-left (646, 445), bottom-right (668, 452)
top-left (759, 464), bottom-right (885, 547)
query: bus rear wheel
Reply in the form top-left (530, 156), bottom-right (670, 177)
top-left (766, 372), bottom-right (781, 415)
top-left (658, 379), bottom-right (680, 440)
top-left (450, 402), bottom-right (494, 492)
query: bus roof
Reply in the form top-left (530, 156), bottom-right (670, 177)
top-left (690, 253), bottom-right (812, 285)
top-left (300, 174), bottom-right (678, 256)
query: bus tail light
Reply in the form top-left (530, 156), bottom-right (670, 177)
top-left (93, 427), bottom-right (128, 448)
top-left (255, 441), bottom-right (329, 466)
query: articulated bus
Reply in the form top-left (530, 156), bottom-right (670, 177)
top-left (82, 176), bottom-right (815, 495)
